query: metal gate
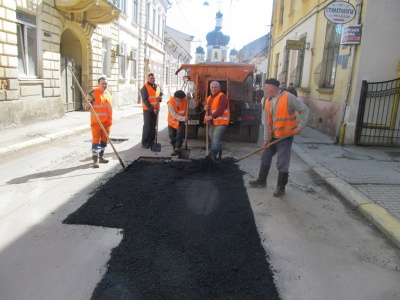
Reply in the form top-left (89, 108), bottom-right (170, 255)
top-left (60, 57), bottom-right (82, 112)
top-left (356, 78), bottom-right (400, 146)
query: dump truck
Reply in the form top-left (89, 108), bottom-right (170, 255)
top-left (175, 62), bottom-right (261, 143)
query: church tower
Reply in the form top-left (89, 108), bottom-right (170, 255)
top-left (205, 11), bottom-right (230, 62)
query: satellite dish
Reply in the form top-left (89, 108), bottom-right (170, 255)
top-left (186, 68), bottom-right (191, 73)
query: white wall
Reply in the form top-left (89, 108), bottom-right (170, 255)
top-left (346, 0), bottom-right (400, 142)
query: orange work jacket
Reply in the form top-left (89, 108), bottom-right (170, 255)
top-left (265, 92), bottom-right (297, 138)
top-left (206, 92), bottom-right (230, 126)
top-left (167, 96), bottom-right (187, 129)
top-left (90, 87), bottom-right (112, 125)
top-left (142, 83), bottom-right (160, 110)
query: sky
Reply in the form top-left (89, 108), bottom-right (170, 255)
top-left (166, 0), bottom-right (273, 59)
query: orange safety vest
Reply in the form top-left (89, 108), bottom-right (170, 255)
top-left (90, 87), bottom-right (112, 125)
top-left (142, 83), bottom-right (160, 110)
top-left (205, 92), bottom-right (230, 126)
top-left (265, 92), bottom-right (297, 137)
top-left (167, 96), bottom-right (187, 129)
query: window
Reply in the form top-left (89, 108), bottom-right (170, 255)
top-left (130, 50), bottom-right (137, 79)
top-left (153, 9), bottom-right (156, 33)
top-left (146, 3), bottom-right (150, 29)
top-left (118, 0), bottom-right (126, 14)
top-left (132, 0), bottom-right (138, 22)
top-left (290, 0), bottom-right (296, 13)
top-left (102, 39), bottom-right (109, 77)
top-left (320, 23), bottom-right (342, 88)
top-left (293, 36), bottom-right (306, 86)
top-left (165, 67), bottom-right (169, 85)
top-left (274, 53), bottom-right (280, 78)
top-left (119, 45), bottom-right (126, 78)
top-left (16, 10), bottom-right (38, 77)
top-left (279, 0), bottom-right (284, 25)
top-left (158, 14), bottom-right (161, 37)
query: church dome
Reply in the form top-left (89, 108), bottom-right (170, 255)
top-left (230, 48), bottom-right (238, 55)
top-left (195, 46), bottom-right (205, 54)
top-left (206, 29), bottom-right (230, 46)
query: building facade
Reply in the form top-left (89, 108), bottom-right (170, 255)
top-left (269, 0), bottom-right (400, 145)
top-left (0, 0), bottom-right (190, 130)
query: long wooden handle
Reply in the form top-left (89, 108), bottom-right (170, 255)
top-left (67, 65), bottom-right (126, 169)
top-left (205, 112), bottom-right (209, 156)
top-left (235, 134), bottom-right (294, 163)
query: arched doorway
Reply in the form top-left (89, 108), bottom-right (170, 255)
top-left (60, 29), bottom-right (83, 111)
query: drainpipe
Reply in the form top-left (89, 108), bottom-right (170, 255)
top-left (337, 0), bottom-right (363, 144)
top-left (266, 0), bottom-right (276, 78)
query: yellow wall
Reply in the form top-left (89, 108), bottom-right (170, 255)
top-left (269, 0), bottom-right (360, 136)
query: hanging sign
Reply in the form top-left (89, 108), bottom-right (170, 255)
top-left (324, 1), bottom-right (356, 24)
top-left (341, 25), bottom-right (362, 44)
top-left (286, 40), bottom-right (305, 50)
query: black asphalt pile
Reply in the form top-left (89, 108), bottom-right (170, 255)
top-left (64, 158), bottom-right (280, 300)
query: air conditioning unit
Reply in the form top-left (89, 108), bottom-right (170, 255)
top-left (117, 44), bottom-right (126, 56)
top-left (128, 49), bottom-right (136, 60)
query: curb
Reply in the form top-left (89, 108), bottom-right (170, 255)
top-left (0, 125), bottom-right (90, 155)
top-left (292, 144), bottom-right (400, 249)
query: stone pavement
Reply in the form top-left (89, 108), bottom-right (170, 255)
top-left (1, 106), bottom-right (400, 248)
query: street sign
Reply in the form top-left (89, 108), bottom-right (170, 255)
top-left (324, 1), bottom-right (356, 24)
top-left (286, 40), bottom-right (305, 50)
top-left (341, 25), bottom-right (362, 45)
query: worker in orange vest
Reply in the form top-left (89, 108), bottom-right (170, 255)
top-left (85, 77), bottom-right (113, 168)
top-left (249, 78), bottom-right (309, 197)
top-left (203, 81), bottom-right (230, 162)
top-left (167, 90), bottom-right (195, 156)
top-left (141, 73), bottom-right (162, 148)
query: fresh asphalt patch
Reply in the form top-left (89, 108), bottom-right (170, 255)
top-left (64, 158), bottom-right (280, 299)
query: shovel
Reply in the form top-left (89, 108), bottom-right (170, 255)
top-left (67, 65), bottom-right (126, 169)
top-left (205, 111), bottom-right (209, 157)
top-left (234, 134), bottom-right (294, 163)
top-left (151, 111), bottom-right (161, 152)
top-left (178, 102), bottom-right (191, 159)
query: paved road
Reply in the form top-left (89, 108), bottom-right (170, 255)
top-left (3, 104), bottom-right (398, 248)
top-left (1, 104), bottom-right (400, 299)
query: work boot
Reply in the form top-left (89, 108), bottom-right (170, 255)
top-left (99, 150), bottom-right (109, 163)
top-left (209, 149), bottom-right (219, 162)
top-left (172, 143), bottom-right (181, 156)
top-left (92, 155), bottom-right (99, 168)
top-left (170, 142), bottom-right (176, 156)
top-left (273, 172), bottom-right (289, 197)
top-left (249, 164), bottom-right (270, 187)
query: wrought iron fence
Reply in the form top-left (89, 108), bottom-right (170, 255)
top-left (356, 78), bottom-right (400, 146)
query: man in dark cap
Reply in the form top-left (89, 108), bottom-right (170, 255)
top-left (249, 78), bottom-right (309, 197)
top-left (167, 90), bottom-right (195, 156)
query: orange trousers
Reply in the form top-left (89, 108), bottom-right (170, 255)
top-left (91, 122), bottom-right (111, 154)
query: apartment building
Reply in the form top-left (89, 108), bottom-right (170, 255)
top-left (0, 0), bottom-right (193, 130)
top-left (269, 0), bottom-right (400, 145)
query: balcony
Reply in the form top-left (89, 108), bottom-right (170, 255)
top-left (56, 0), bottom-right (121, 25)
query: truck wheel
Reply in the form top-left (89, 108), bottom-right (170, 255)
top-left (187, 125), bottom-right (198, 139)
top-left (249, 125), bottom-right (260, 143)
top-left (240, 125), bottom-right (250, 142)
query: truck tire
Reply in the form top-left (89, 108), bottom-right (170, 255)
top-left (240, 125), bottom-right (250, 142)
top-left (187, 125), bottom-right (198, 139)
top-left (249, 125), bottom-right (260, 143)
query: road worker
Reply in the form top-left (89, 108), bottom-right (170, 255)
top-left (249, 78), bottom-right (309, 197)
top-left (203, 81), bottom-right (230, 162)
top-left (167, 90), bottom-right (195, 156)
top-left (85, 77), bottom-right (113, 168)
top-left (141, 73), bottom-right (162, 149)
